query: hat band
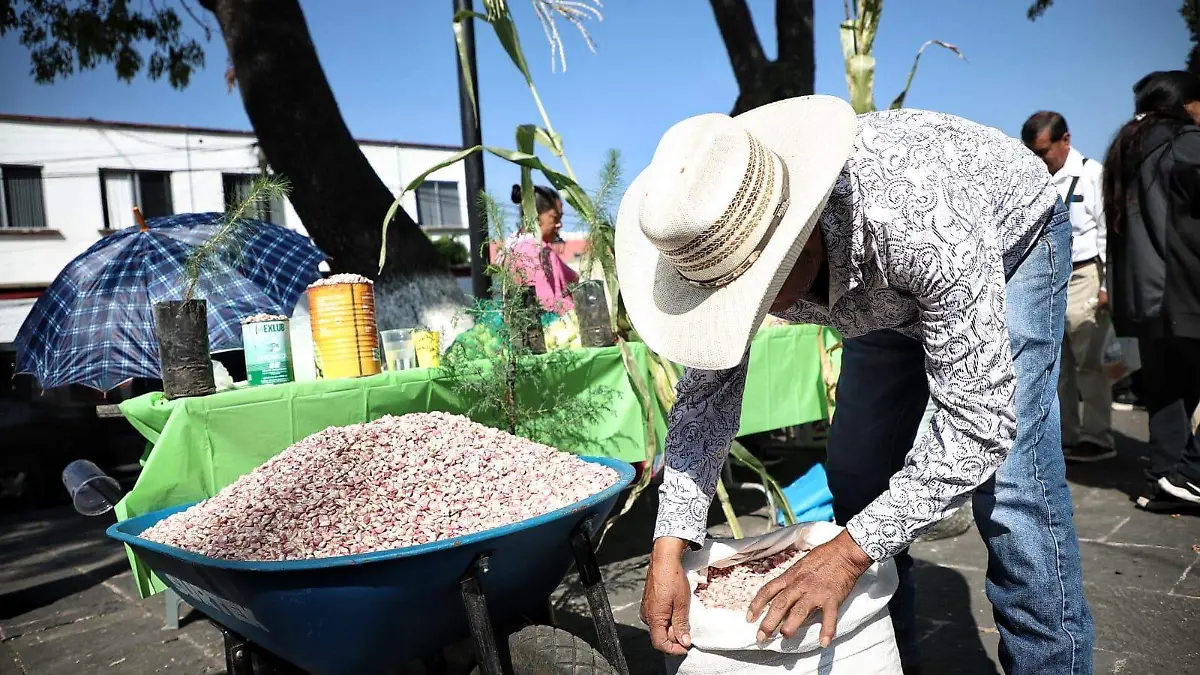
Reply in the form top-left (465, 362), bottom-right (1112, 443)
top-left (665, 131), bottom-right (767, 266)
top-left (679, 158), bottom-right (791, 289)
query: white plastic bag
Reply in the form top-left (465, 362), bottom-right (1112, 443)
top-left (671, 522), bottom-right (902, 675)
top-left (667, 618), bottom-right (901, 675)
top-left (682, 522), bottom-right (898, 653)
top-left (1101, 325), bottom-right (1141, 382)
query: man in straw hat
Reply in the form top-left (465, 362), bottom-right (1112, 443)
top-left (622, 96), bottom-right (1093, 674)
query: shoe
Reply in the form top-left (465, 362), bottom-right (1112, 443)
top-left (1157, 475), bottom-right (1200, 504)
top-left (1065, 442), bottom-right (1118, 463)
top-left (1112, 390), bottom-right (1142, 411)
top-left (1134, 480), bottom-right (1196, 511)
top-left (1135, 480), bottom-right (1162, 509)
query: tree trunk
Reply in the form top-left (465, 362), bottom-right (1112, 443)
top-left (710, 0), bottom-right (815, 115)
top-left (200, 0), bottom-right (471, 338)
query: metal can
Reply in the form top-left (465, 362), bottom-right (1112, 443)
top-left (307, 275), bottom-right (381, 379)
top-left (241, 315), bottom-right (295, 386)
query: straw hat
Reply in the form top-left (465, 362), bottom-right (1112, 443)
top-left (615, 95), bottom-right (857, 370)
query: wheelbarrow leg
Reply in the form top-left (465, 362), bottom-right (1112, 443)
top-left (163, 588), bottom-right (183, 630)
top-left (459, 555), bottom-right (509, 675)
top-left (569, 518), bottom-right (631, 675)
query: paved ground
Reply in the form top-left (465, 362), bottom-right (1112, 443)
top-left (2, 408), bottom-right (1197, 674)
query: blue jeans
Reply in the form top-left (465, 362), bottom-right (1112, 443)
top-left (826, 203), bottom-right (1094, 674)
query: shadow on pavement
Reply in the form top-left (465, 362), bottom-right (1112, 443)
top-left (1066, 430), bottom-right (1200, 517)
top-left (911, 560), bottom-right (999, 675)
top-left (1064, 430), bottom-right (1151, 500)
top-left (0, 557), bottom-right (129, 620)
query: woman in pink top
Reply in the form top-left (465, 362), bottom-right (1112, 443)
top-left (505, 184), bottom-right (579, 313)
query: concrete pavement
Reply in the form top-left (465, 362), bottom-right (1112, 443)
top-left (2, 408), bottom-right (1197, 674)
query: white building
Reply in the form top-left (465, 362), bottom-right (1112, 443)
top-left (0, 113), bottom-right (471, 342)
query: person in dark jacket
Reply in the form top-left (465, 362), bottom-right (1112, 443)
top-left (1104, 70), bottom-right (1200, 509)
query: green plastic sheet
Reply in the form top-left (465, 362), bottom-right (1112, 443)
top-left (115, 325), bottom-right (835, 596)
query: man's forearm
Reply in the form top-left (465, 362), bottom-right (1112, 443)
top-left (651, 536), bottom-right (689, 562)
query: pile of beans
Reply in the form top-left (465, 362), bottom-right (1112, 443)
top-left (309, 273), bottom-right (373, 288)
top-left (695, 550), bottom-right (807, 611)
top-left (140, 412), bottom-right (619, 561)
top-left (240, 313), bottom-right (288, 324)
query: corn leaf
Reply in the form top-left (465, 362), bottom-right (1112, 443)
top-left (379, 145), bottom-right (485, 273)
top-left (485, 6), bottom-right (535, 87)
top-left (598, 337), bottom-right (661, 545)
top-left (840, 21), bottom-right (877, 114)
top-left (483, 145), bottom-right (593, 223)
top-left (728, 441), bottom-right (796, 526)
top-left (889, 40), bottom-right (966, 110)
top-left (715, 477), bottom-right (744, 539)
top-left (379, 144), bottom-right (597, 271)
top-left (855, 0), bottom-right (883, 54)
top-left (451, 10), bottom-right (488, 114)
top-left (514, 125), bottom-right (560, 232)
top-left (514, 126), bottom-right (539, 232)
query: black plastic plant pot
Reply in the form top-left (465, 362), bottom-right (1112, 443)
top-left (572, 280), bottom-right (615, 348)
top-left (518, 287), bottom-right (547, 355)
top-left (153, 299), bottom-right (217, 399)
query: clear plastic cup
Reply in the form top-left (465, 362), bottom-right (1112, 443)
top-left (62, 460), bottom-right (123, 516)
top-left (380, 329), bottom-right (416, 371)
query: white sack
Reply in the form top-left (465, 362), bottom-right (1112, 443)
top-left (667, 616), bottom-right (901, 675)
top-left (683, 522), bottom-right (898, 653)
top-left (1102, 325), bottom-right (1141, 382)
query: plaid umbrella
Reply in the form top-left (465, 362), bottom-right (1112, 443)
top-left (15, 212), bottom-right (327, 391)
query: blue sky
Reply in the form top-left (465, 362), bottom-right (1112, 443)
top-left (0, 0), bottom-right (1190, 229)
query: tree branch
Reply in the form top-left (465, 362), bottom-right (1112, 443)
top-left (202, 0), bottom-right (443, 279)
top-left (708, 0), bottom-right (766, 89)
top-left (776, 0), bottom-right (814, 70)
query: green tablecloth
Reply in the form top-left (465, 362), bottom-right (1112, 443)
top-left (115, 324), bottom-right (838, 596)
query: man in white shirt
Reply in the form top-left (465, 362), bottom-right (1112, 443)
top-left (1023, 111), bottom-right (1115, 463)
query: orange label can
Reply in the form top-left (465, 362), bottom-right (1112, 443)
top-left (307, 281), bottom-right (381, 379)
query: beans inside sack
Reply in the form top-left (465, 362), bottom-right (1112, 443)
top-left (141, 412), bottom-right (619, 561)
top-left (695, 550), bottom-right (808, 611)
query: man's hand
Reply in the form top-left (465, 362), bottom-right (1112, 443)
top-left (1098, 288), bottom-right (1109, 313)
top-left (641, 537), bottom-right (692, 655)
top-left (747, 530), bottom-right (874, 647)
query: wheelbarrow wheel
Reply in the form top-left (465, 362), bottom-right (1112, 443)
top-left (469, 625), bottom-right (618, 675)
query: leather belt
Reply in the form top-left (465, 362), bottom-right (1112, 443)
top-left (1072, 256), bottom-right (1100, 271)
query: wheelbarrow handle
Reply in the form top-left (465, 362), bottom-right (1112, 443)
top-left (460, 555), bottom-right (506, 675)
top-left (570, 518), bottom-right (631, 675)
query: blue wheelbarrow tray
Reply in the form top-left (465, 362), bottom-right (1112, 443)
top-left (108, 456), bottom-right (635, 675)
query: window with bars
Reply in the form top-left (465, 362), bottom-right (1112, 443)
top-left (414, 181), bottom-right (463, 228)
top-left (100, 169), bottom-right (174, 229)
top-left (0, 165), bottom-right (48, 229)
top-left (222, 174), bottom-right (286, 225)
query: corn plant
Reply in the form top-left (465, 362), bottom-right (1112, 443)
top-left (439, 191), bottom-right (617, 450)
top-left (380, 2), bottom-right (793, 540)
top-left (840, 0), bottom-right (966, 114)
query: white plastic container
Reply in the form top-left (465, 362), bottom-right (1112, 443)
top-left (241, 315), bottom-right (294, 386)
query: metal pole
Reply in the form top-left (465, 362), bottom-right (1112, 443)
top-left (454, 0), bottom-right (491, 299)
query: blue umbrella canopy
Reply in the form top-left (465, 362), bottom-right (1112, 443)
top-left (15, 212), bottom-right (327, 391)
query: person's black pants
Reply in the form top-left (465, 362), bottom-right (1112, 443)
top-left (1140, 337), bottom-right (1200, 484)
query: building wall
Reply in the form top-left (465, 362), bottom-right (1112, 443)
top-left (0, 118), bottom-right (467, 289)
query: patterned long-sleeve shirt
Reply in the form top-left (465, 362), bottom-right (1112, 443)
top-left (654, 109), bottom-right (1060, 561)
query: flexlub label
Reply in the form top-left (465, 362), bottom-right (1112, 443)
top-left (242, 320), bottom-right (294, 386)
top-left (161, 573), bottom-right (268, 631)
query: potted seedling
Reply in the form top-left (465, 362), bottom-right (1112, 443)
top-left (152, 176), bottom-right (289, 399)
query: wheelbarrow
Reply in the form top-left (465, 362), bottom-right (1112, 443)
top-left (106, 456), bottom-right (636, 675)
